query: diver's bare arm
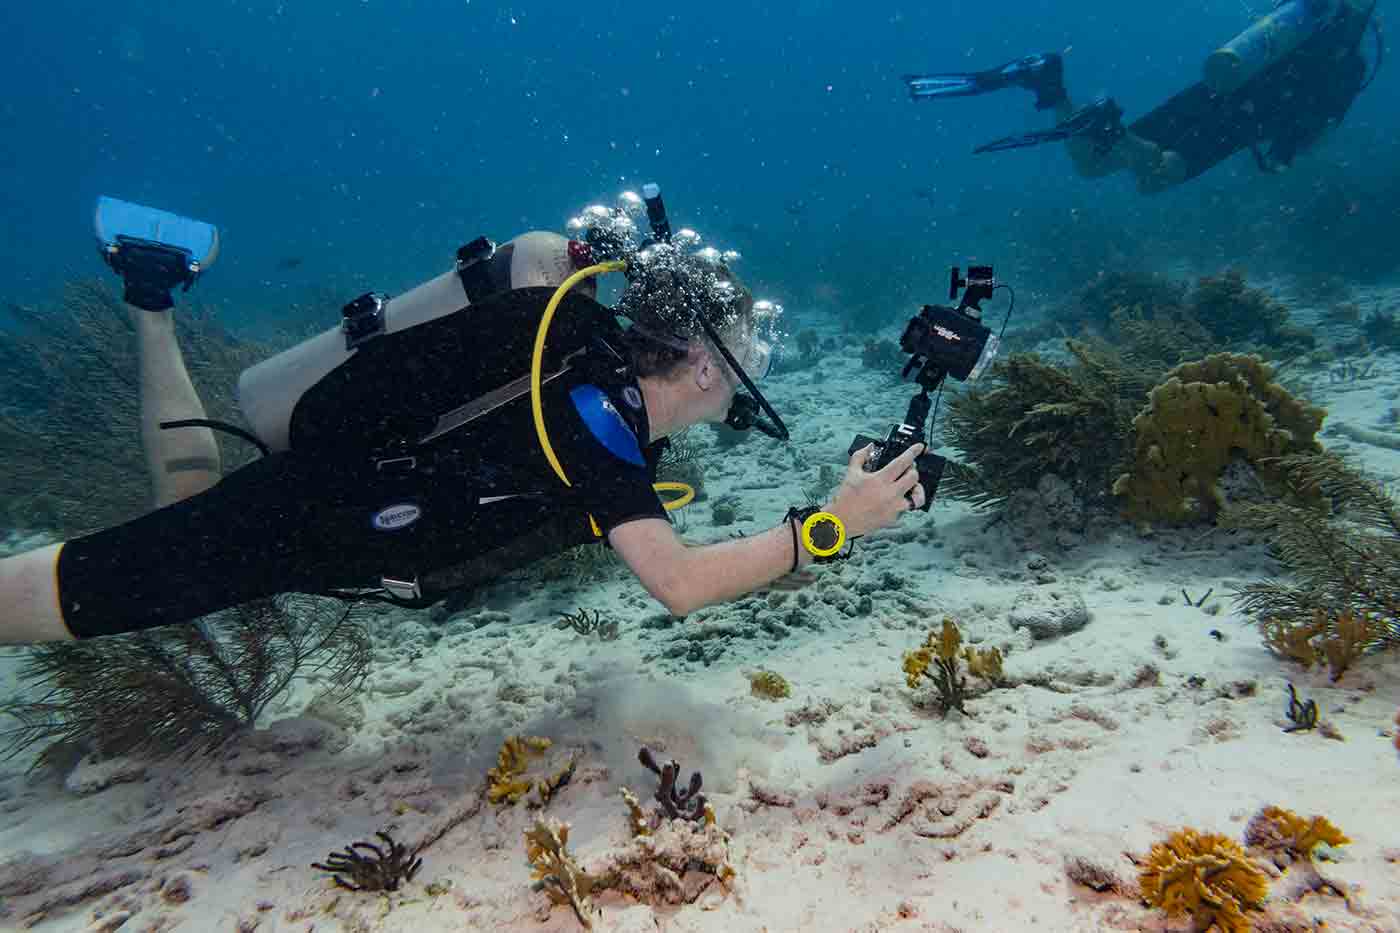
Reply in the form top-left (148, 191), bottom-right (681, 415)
top-left (1055, 95), bottom-right (1184, 190)
top-left (609, 517), bottom-right (808, 618)
top-left (0, 544), bottom-right (72, 643)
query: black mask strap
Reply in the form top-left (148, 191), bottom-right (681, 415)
top-left (695, 314), bottom-right (789, 441)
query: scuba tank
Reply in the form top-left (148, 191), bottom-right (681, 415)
top-left (237, 231), bottom-right (592, 452)
top-left (1204, 0), bottom-right (1342, 94)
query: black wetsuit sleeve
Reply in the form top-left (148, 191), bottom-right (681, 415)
top-left (540, 387), bottom-right (667, 534)
top-left (554, 436), bottom-right (667, 533)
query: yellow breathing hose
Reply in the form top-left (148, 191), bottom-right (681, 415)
top-left (529, 260), bottom-right (694, 530)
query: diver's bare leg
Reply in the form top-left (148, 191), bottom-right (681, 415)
top-left (1055, 97), bottom-right (1186, 192)
top-left (0, 543), bottom-right (71, 643)
top-left (129, 304), bottom-right (222, 508)
top-left (1055, 97), bottom-right (1126, 178)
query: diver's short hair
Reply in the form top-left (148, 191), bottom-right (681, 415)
top-left (616, 245), bottom-right (754, 378)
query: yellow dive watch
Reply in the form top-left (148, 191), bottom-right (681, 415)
top-left (784, 506), bottom-right (849, 572)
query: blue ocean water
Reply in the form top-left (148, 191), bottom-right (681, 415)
top-left (1, 0), bottom-right (1394, 328)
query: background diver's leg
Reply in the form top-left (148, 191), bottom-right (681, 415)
top-left (129, 303), bottom-right (222, 508)
top-left (1053, 96), bottom-right (1187, 192)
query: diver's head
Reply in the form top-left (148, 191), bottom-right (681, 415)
top-left (615, 243), bottom-right (775, 425)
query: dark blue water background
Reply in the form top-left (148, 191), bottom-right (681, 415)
top-left (2, 1), bottom-right (1394, 333)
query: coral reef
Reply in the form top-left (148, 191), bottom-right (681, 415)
top-left (524, 818), bottom-right (606, 930)
top-left (861, 337), bottom-right (903, 370)
top-left (524, 798), bottom-right (736, 929)
top-left (311, 830), bottom-right (422, 892)
top-left (487, 735), bottom-right (578, 808)
top-left (944, 341), bottom-right (1152, 511)
top-left (1074, 268), bottom-right (1313, 361)
top-left (1188, 269), bottom-right (1314, 354)
top-left (1262, 609), bottom-right (1385, 681)
top-left (1113, 353), bottom-right (1325, 523)
top-left (0, 594), bottom-right (370, 763)
top-left (602, 808), bottom-right (735, 905)
top-left (962, 644), bottom-right (1004, 684)
top-left (1137, 828), bottom-right (1270, 933)
top-left (903, 618), bottom-right (971, 714)
top-left (637, 747), bottom-right (708, 822)
top-left (1244, 806), bottom-right (1349, 866)
top-left (747, 669), bottom-right (791, 700)
top-left (1226, 452), bottom-right (1400, 652)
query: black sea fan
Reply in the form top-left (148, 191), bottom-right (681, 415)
top-left (0, 593), bottom-right (371, 764)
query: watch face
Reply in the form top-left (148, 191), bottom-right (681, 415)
top-left (810, 518), bottom-right (840, 550)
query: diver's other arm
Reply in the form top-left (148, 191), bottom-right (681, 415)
top-left (611, 443), bottom-right (925, 617)
top-left (0, 544), bottom-right (71, 643)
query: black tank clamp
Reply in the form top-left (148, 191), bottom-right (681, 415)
top-left (342, 291), bottom-right (389, 350)
top-left (456, 236), bottom-right (501, 303)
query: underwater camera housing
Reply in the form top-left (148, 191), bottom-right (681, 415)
top-left (848, 265), bottom-right (1002, 511)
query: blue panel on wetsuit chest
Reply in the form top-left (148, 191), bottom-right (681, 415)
top-left (570, 385), bottom-right (645, 467)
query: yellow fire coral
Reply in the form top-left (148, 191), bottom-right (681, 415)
top-left (1138, 828), bottom-right (1270, 933)
top-left (1113, 353), bottom-right (1325, 523)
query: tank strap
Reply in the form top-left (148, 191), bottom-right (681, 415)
top-left (457, 238), bottom-right (514, 303)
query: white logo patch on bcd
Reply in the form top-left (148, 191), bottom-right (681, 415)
top-left (372, 503), bottom-right (422, 531)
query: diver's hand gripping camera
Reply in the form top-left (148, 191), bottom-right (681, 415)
top-left (848, 265), bottom-right (1003, 511)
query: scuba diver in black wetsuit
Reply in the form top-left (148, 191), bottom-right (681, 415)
top-left (0, 189), bottom-right (932, 643)
top-left (904, 0), bottom-right (1383, 194)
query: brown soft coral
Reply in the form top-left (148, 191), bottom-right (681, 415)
top-left (1244, 806), bottom-right (1349, 866)
top-left (524, 818), bottom-right (607, 930)
top-left (487, 735), bottom-right (556, 806)
top-left (1113, 353), bottom-right (1325, 523)
top-left (903, 618), bottom-right (967, 714)
top-left (1138, 828), bottom-right (1270, 933)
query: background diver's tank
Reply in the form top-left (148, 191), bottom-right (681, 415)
top-left (1203, 0), bottom-right (1342, 94)
top-left (237, 231), bottom-right (588, 452)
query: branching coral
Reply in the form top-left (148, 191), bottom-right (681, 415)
top-left (903, 618), bottom-right (968, 714)
top-left (524, 793), bottom-right (736, 928)
top-left (1244, 806), bottom-right (1349, 865)
top-left (0, 594), bottom-right (370, 764)
top-left (1113, 353), bottom-right (1325, 524)
top-left (1189, 269), bottom-right (1313, 354)
top-left (1137, 828), bottom-right (1270, 933)
top-left (943, 341), bottom-right (1153, 511)
top-left (486, 735), bottom-right (564, 807)
top-left (962, 645), bottom-right (1004, 684)
top-left (603, 810), bottom-right (735, 905)
top-left (311, 831), bottom-right (422, 892)
top-left (524, 818), bottom-right (606, 930)
top-left (1226, 451), bottom-right (1400, 657)
top-left (638, 747), bottom-right (707, 822)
